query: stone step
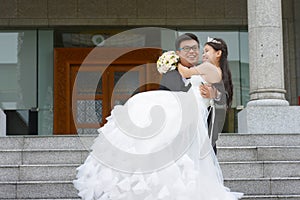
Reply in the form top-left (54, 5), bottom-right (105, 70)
top-left (1, 133), bottom-right (299, 151)
top-left (1, 196), bottom-right (300, 200)
top-left (0, 181), bottom-right (78, 199)
top-left (2, 196), bottom-right (300, 200)
top-left (3, 199), bottom-right (80, 200)
top-left (0, 164), bottom-right (79, 182)
top-left (0, 135), bottom-right (94, 150)
top-left (218, 133), bottom-right (300, 147)
top-left (0, 178), bottom-right (299, 199)
top-left (220, 161), bottom-right (300, 179)
top-left (20, 133), bottom-right (300, 149)
top-left (0, 149), bottom-right (89, 165)
top-left (1, 160), bottom-right (299, 182)
top-left (241, 195), bottom-right (300, 200)
top-left (1, 145), bottom-right (299, 166)
top-left (217, 146), bottom-right (300, 162)
top-left (225, 177), bottom-right (300, 195)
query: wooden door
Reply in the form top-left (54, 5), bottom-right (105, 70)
top-left (54, 48), bottom-right (162, 134)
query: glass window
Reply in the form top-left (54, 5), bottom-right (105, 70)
top-left (38, 30), bottom-right (54, 135)
top-left (0, 31), bottom-right (37, 110)
top-left (0, 33), bottom-right (18, 64)
top-left (0, 31), bottom-right (38, 135)
top-left (0, 30), bottom-right (54, 135)
top-left (239, 32), bottom-right (250, 107)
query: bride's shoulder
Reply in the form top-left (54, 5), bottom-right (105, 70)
top-left (195, 62), bottom-right (222, 84)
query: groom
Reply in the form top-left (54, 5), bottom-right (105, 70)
top-left (159, 33), bottom-right (199, 92)
top-left (159, 33), bottom-right (225, 154)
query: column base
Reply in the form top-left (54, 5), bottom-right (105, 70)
top-left (247, 99), bottom-right (289, 106)
top-left (238, 105), bottom-right (300, 133)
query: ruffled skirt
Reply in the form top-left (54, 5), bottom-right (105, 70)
top-left (73, 90), bottom-right (243, 200)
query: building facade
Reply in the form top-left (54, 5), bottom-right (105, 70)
top-left (0, 0), bottom-right (299, 135)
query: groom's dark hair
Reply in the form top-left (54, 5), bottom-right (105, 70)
top-left (175, 33), bottom-right (199, 50)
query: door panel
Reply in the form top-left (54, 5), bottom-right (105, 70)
top-left (54, 48), bottom-right (162, 134)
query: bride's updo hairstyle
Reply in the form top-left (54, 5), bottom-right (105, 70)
top-left (205, 38), bottom-right (233, 107)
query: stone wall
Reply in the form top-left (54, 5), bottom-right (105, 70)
top-left (0, 0), bottom-right (247, 27)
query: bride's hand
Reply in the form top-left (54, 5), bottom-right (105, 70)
top-left (178, 63), bottom-right (191, 78)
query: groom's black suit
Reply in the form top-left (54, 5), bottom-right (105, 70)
top-left (159, 69), bottom-right (227, 155)
top-left (159, 69), bottom-right (191, 92)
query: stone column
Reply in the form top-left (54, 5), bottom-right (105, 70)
top-left (238, 0), bottom-right (300, 133)
top-left (247, 0), bottom-right (287, 106)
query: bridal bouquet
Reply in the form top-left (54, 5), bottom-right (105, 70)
top-left (157, 51), bottom-right (179, 74)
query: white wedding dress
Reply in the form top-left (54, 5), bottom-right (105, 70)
top-left (73, 75), bottom-right (243, 200)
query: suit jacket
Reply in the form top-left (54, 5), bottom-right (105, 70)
top-left (159, 70), bottom-right (227, 148)
top-left (159, 69), bottom-right (191, 92)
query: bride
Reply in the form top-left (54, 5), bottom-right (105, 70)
top-left (73, 40), bottom-right (243, 200)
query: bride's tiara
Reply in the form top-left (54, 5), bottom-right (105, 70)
top-left (207, 37), bottom-right (221, 44)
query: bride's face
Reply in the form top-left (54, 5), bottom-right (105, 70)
top-left (202, 44), bottom-right (221, 67)
top-left (176, 40), bottom-right (200, 67)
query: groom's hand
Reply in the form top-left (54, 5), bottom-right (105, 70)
top-left (199, 84), bottom-right (217, 99)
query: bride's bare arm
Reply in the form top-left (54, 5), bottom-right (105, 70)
top-left (195, 62), bottom-right (222, 83)
top-left (177, 63), bottom-right (198, 78)
top-left (178, 62), bottom-right (222, 83)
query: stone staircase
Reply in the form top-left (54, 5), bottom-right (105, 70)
top-left (0, 136), bottom-right (90, 199)
top-left (217, 133), bottom-right (300, 200)
top-left (0, 133), bottom-right (299, 199)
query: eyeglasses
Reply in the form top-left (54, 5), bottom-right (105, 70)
top-left (178, 45), bottom-right (199, 52)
